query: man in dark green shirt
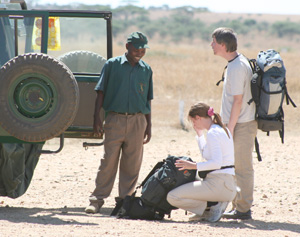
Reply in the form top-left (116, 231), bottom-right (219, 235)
top-left (85, 32), bottom-right (153, 214)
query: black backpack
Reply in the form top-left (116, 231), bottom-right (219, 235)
top-left (247, 49), bottom-right (297, 161)
top-left (113, 155), bottom-right (196, 220)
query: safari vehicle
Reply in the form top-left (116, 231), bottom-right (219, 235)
top-left (0, 0), bottom-right (112, 198)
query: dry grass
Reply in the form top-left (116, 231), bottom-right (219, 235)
top-left (55, 11), bottom-right (300, 133)
top-left (112, 41), bottom-right (299, 133)
top-left (105, 11), bottom-right (300, 133)
top-left (148, 10), bottom-right (300, 24)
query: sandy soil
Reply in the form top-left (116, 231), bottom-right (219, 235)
top-left (1, 115), bottom-right (300, 237)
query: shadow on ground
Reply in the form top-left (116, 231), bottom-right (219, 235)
top-left (1, 206), bottom-right (299, 235)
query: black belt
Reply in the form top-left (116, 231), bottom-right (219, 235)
top-left (112, 112), bottom-right (140, 116)
top-left (198, 165), bottom-right (235, 179)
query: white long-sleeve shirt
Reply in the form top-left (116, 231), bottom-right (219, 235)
top-left (196, 124), bottom-right (235, 175)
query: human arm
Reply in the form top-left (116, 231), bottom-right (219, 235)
top-left (196, 133), bottom-right (206, 156)
top-left (225, 60), bottom-right (246, 136)
top-left (227, 94), bottom-right (243, 136)
top-left (176, 155), bottom-right (222, 171)
top-left (176, 129), bottom-right (223, 171)
top-left (93, 90), bottom-right (104, 137)
top-left (196, 129), bottom-right (223, 171)
top-left (175, 159), bottom-right (197, 171)
top-left (143, 101), bottom-right (151, 144)
top-left (143, 69), bottom-right (153, 144)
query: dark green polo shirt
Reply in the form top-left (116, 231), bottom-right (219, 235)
top-left (95, 54), bottom-right (153, 114)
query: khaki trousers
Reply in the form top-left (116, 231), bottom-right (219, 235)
top-left (232, 120), bottom-right (257, 212)
top-left (167, 173), bottom-right (237, 215)
top-left (90, 112), bottom-right (147, 201)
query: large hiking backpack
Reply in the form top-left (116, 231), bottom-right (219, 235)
top-left (114, 155), bottom-right (196, 220)
top-left (248, 49), bottom-right (297, 161)
top-left (216, 50), bottom-right (297, 161)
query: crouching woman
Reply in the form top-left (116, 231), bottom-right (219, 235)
top-left (167, 102), bottom-right (236, 222)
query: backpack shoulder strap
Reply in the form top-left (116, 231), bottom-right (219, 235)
top-left (138, 160), bottom-right (164, 188)
top-left (247, 58), bottom-right (256, 73)
top-left (216, 65), bottom-right (227, 86)
top-left (254, 136), bottom-right (262, 162)
top-left (284, 86), bottom-right (297, 108)
top-left (279, 110), bottom-right (284, 144)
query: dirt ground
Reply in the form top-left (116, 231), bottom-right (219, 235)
top-left (1, 132), bottom-right (299, 236)
top-left (0, 102), bottom-right (300, 236)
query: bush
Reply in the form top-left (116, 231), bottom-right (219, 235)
top-left (30, 3), bottom-right (300, 43)
top-left (271, 21), bottom-right (300, 37)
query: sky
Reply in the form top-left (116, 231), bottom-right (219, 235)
top-left (34, 0), bottom-right (300, 15)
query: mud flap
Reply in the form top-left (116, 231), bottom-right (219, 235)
top-left (0, 143), bottom-right (44, 198)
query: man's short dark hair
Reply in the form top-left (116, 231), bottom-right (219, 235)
top-left (212, 27), bottom-right (237, 52)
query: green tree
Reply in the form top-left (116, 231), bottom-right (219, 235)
top-left (113, 5), bottom-right (148, 21)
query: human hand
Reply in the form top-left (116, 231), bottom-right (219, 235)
top-left (193, 124), bottom-right (203, 137)
top-left (227, 124), bottom-right (234, 138)
top-left (175, 159), bottom-right (197, 171)
top-left (143, 124), bottom-right (152, 144)
top-left (93, 116), bottom-right (103, 138)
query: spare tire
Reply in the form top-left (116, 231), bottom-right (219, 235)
top-left (0, 53), bottom-right (79, 142)
top-left (58, 50), bottom-right (107, 74)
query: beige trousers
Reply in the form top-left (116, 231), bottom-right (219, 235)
top-left (90, 112), bottom-right (147, 201)
top-left (167, 173), bottom-right (237, 215)
top-left (232, 120), bottom-right (258, 212)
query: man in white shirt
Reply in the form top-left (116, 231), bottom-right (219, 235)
top-left (211, 27), bottom-right (257, 220)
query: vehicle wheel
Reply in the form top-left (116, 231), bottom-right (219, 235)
top-left (0, 53), bottom-right (79, 142)
top-left (58, 50), bottom-right (107, 73)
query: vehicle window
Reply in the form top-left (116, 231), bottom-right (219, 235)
top-left (47, 16), bottom-right (108, 74)
top-left (0, 14), bottom-right (108, 73)
top-left (0, 15), bottom-right (37, 66)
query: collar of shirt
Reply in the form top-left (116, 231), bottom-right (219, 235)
top-left (120, 54), bottom-right (146, 68)
top-left (228, 53), bottom-right (240, 63)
